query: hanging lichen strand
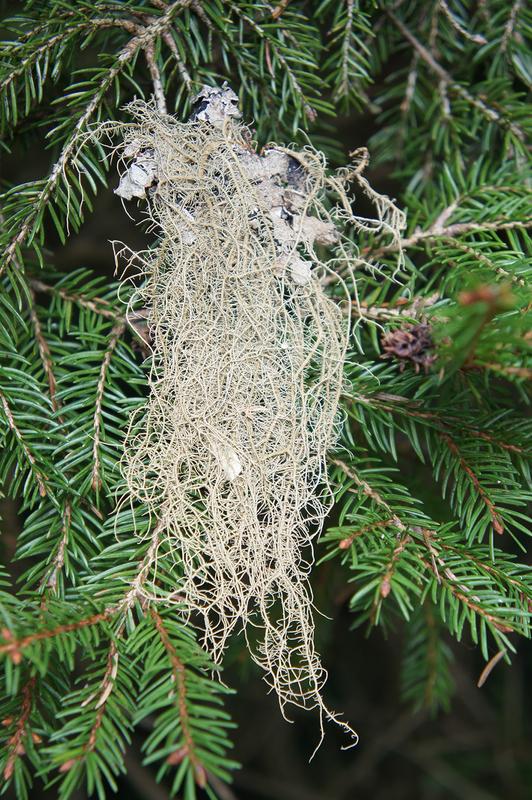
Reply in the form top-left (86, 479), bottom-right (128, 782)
top-left (114, 86), bottom-right (405, 749)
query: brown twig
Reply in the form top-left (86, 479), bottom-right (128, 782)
top-left (329, 457), bottom-right (403, 526)
top-left (0, 612), bottom-right (110, 662)
top-left (0, 391), bottom-right (47, 497)
top-left (379, 532), bottom-right (412, 599)
top-left (387, 11), bottom-right (525, 141)
top-left (420, 527), bottom-right (441, 583)
top-left (368, 530), bottom-right (412, 624)
top-left (444, 238), bottom-right (527, 288)
top-left (91, 320), bottom-right (126, 491)
top-left (151, 609), bottom-right (207, 788)
top-left (29, 278), bottom-right (122, 320)
top-left (442, 435), bottom-right (504, 535)
top-left (28, 294), bottom-right (61, 414)
top-left (3, 676), bottom-right (37, 780)
top-left (501, 0), bottom-right (522, 53)
top-left (418, 554), bottom-right (513, 633)
top-left (43, 501), bottom-right (71, 593)
top-left (162, 31), bottom-right (193, 89)
top-left (338, 518), bottom-right (396, 550)
top-left (417, 530), bottom-right (514, 632)
top-left (429, 537), bottom-right (528, 594)
top-left (144, 42), bottom-right (167, 114)
top-left (367, 217), bottom-right (532, 258)
top-left (438, 1), bottom-right (487, 45)
top-left (272, 0), bottom-right (290, 20)
top-left (59, 640), bottom-right (119, 773)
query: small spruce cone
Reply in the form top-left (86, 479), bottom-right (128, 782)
top-left (381, 323), bottom-right (436, 373)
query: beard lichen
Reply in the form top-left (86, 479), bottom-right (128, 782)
top-left (112, 87), bottom-right (405, 751)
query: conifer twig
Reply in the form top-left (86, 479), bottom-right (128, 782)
top-left (418, 553), bottom-right (513, 633)
top-left (29, 278), bottom-right (123, 320)
top-left (28, 297), bottom-right (60, 414)
top-left (43, 501), bottom-right (71, 592)
top-left (387, 11), bottom-right (525, 141)
top-left (91, 320), bottom-right (127, 491)
top-left (1, 0), bottom-right (189, 278)
top-left (0, 391), bottom-right (47, 497)
top-left (272, 0), bottom-right (291, 19)
top-left (367, 217), bottom-right (532, 257)
top-left (144, 43), bottom-right (167, 114)
top-left (501, 0), bottom-right (522, 53)
top-left (2, 676), bottom-right (37, 780)
top-left (379, 532), bottom-right (411, 600)
top-left (442, 435), bottom-right (504, 535)
top-left (339, 518), bottom-right (396, 550)
top-left (0, 612), bottom-right (110, 662)
top-left (162, 31), bottom-right (192, 89)
top-left (438, 1), bottom-right (487, 46)
top-left (59, 640), bottom-right (119, 773)
top-left (151, 609), bottom-right (207, 788)
top-left (330, 458), bottom-right (404, 527)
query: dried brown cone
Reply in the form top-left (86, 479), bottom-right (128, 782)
top-left (381, 323), bottom-right (437, 373)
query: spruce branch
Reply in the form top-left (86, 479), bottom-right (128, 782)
top-left (2, 675), bottom-right (37, 782)
top-left (143, 42), bottom-right (168, 114)
top-left (441, 434), bottom-right (504, 535)
top-left (368, 217), bottom-right (532, 257)
top-left (437, 1), bottom-right (487, 46)
top-left (387, 10), bottom-right (526, 141)
top-left (41, 501), bottom-right (71, 594)
top-left (329, 457), bottom-right (404, 527)
top-left (0, 612), bottom-right (110, 664)
top-left (501, 0), bottom-right (523, 54)
top-left (0, 390), bottom-right (48, 498)
top-left (29, 278), bottom-right (121, 321)
top-left (91, 320), bottom-right (127, 491)
top-left (1, 0), bottom-right (189, 279)
top-left (28, 296), bottom-right (60, 415)
top-left (150, 609), bottom-right (207, 789)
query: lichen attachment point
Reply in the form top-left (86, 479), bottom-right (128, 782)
top-left (112, 85), bottom-right (404, 750)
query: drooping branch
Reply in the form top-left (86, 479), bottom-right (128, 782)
top-left (59, 640), bottom-right (119, 774)
top-left (442, 434), bottom-right (504, 535)
top-left (29, 278), bottom-right (123, 321)
top-left (91, 320), bottom-right (127, 491)
top-left (28, 295), bottom-right (60, 414)
top-left (1, 0), bottom-right (190, 278)
top-left (367, 217), bottom-right (532, 258)
top-left (150, 609), bottom-right (207, 788)
top-left (388, 11), bottom-right (525, 141)
top-left (0, 612), bottom-right (110, 663)
top-left (0, 391), bottom-right (47, 497)
top-left (2, 676), bottom-right (37, 781)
